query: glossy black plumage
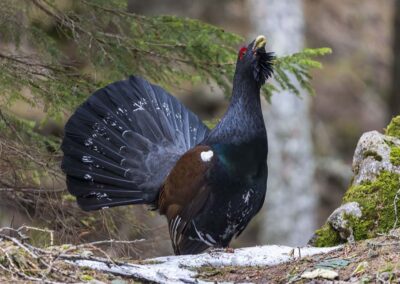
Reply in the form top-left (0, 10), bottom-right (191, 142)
top-left (61, 36), bottom-right (274, 255)
top-left (61, 76), bottom-right (209, 210)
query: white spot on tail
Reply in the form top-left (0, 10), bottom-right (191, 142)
top-left (200, 150), bottom-right (213, 162)
top-left (170, 216), bottom-right (182, 248)
top-left (243, 189), bottom-right (253, 205)
top-left (192, 221), bottom-right (215, 246)
top-left (243, 191), bottom-right (251, 204)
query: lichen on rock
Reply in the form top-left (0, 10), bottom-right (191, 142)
top-left (311, 116), bottom-right (400, 247)
top-left (352, 131), bottom-right (400, 185)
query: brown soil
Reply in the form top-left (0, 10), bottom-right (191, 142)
top-left (197, 233), bottom-right (400, 283)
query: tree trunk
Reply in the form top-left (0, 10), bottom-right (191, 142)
top-left (249, 0), bottom-right (317, 245)
top-left (390, 0), bottom-right (400, 118)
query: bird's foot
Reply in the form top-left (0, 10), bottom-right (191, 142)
top-left (224, 247), bottom-right (235, 253)
top-left (209, 247), bottom-right (235, 254)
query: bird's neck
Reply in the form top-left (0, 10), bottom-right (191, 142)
top-left (205, 73), bottom-right (266, 145)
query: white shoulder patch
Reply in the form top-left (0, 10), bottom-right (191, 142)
top-left (200, 150), bottom-right (213, 162)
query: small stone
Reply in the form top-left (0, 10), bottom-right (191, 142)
top-left (380, 272), bottom-right (392, 281)
top-left (81, 250), bottom-right (94, 258)
top-left (301, 268), bottom-right (339, 280)
top-left (367, 249), bottom-right (379, 258)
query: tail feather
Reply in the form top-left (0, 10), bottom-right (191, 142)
top-left (61, 76), bottom-right (209, 211)
top-left (66, 177), bottom-right (142, 198)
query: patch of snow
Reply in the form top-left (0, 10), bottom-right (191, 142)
top-left (70, 245), bottom-right (340, 284)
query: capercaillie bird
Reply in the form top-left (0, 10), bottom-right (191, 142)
top-left (61, 35), bottom-right (274, 255)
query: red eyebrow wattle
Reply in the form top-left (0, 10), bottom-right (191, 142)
top-left (239, 47), bottom-right (247, 60)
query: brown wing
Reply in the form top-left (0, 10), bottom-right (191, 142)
top-left (159, 145), bottom-right (214, 254)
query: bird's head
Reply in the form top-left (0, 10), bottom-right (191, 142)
top-left (236, 35), bottom-right (274, 86)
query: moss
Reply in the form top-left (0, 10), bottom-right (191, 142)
top-left (343, 171), bottom-right (400, 241)
top-left (385, 116), bottom-right (400, 138)
top-left (314, 171), bottom-right (400, 246)
top-left (312, 224), bottom-right (342, 247)
top-left (62, 194), bottom-right (76, 202)
top-left (363, 150), bottom-right (382, 162)
top-left (196, 266), bottom-right (224, 278)
top-left (390, 146), bottom-right (400, 166)
top-left (80, 275), bottom-right (94, 281)
top-left (0, 255), bottom-right (6, 266)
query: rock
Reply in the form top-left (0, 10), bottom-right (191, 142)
top-left (352, 131), bottom-right (400, 185)
top-left (326, 202), bottom-right (362, 243)
top-left (311, 116), bottom-right (400, 247)
top-left (301, 268), bottom-right (339, 280)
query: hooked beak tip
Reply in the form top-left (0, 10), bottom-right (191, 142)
top-left (253, 35), bottom-right (267, 51)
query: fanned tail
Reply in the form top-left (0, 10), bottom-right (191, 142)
top-left (61, 76), bottom-right (209, 211)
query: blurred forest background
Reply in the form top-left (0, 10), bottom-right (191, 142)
top-left (0, 0), bottom-right (398, 258)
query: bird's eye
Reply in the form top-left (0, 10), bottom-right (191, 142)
top-left (238, 47), bottom-right (247, 60)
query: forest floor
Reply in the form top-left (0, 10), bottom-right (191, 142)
top-left (197, 232), bottom-right (400, 283)
top-left (0, 229), bottom-right (399, 283)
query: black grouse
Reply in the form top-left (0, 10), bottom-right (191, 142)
top-left (61, 35), bottom-right (274, 255)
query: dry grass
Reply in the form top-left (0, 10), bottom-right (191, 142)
top-left (0, 226), bottom-right (147, 283)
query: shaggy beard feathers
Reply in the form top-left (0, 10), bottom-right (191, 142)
top-left (252, 50), bottom-right (275, 85)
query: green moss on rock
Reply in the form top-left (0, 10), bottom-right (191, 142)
top-left (314, 171), bottom-right (400, 247)
top-left (312, 117), bottom-right (400, 247)
top-left (386, 116), bottom-right (400, 138)
top-left (344, 171), bottom-right (400, 237)
top-left (311, 224), bottom-right (341, 247)
top-left (390, 146), bottom-right (400, 166)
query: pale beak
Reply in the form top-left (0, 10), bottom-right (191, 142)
top-left (253, 35), bottom-right (267, 51)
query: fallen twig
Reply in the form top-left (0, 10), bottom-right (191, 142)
top-left (0, 225), bottom-right (148, 283)
top-left (0, 225), bottom-right (54, 246)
